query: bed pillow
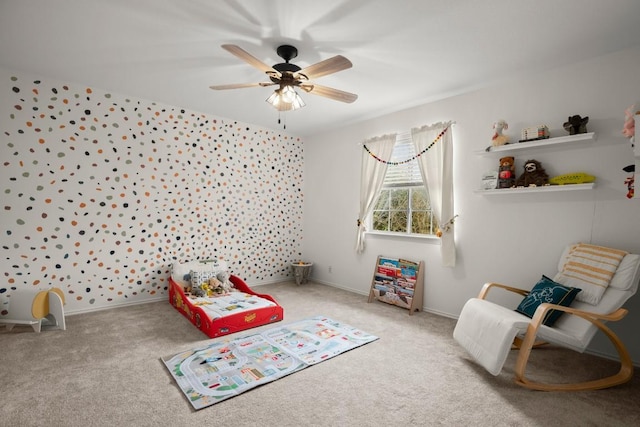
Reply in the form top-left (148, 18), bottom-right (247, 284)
top-left (171, 259), bottom-right (228, 287)
top-left (190, 269), bottom-right (217, 290)
top-left (515, 275), bottom-right (581, 326)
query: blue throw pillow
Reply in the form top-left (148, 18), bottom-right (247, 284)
top-left (515, 275), bottom-right (581, 326)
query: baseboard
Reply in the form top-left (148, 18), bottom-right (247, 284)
top-left (313, 279), bottom-right (369, 297)
top-left (64, 277), bottom-right (288, 317)
top-left (65, 295), bottom-right (167, 316)
top-left (312, 279), bottom-right (458, 318)
top-left (245, 276), bottom-right (291, 288)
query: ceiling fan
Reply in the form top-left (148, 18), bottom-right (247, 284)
top-left (210, 44), bottom-right (358, 111)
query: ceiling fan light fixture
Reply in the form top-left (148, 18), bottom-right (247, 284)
top-left (266, 85), bottom-right (305, 111)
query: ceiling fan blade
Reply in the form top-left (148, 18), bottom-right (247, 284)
top-left (221, 44), bottom-right (280, 76)
top-left (300, 83), bottom-right (358, 103)
top-left (295, 55), bottom-right (352, 80)
top-left (209, 82), bottom-right (276, 90)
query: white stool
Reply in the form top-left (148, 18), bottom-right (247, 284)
top-left (0, 288), bottom-right (66, 332)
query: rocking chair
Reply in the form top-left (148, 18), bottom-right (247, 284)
top-left (453, 244), bottom-right (640, 391)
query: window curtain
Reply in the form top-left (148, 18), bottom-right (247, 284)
top-left (411, 122), bottom-right (456, 266)
top-left (355, 134), bottom-right (396, 253)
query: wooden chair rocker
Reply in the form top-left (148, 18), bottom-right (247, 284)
top-left (453, 244), bottom-right (640, 391)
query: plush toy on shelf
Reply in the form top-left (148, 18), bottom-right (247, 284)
top-left (622, 105), bottom-right (637, 145)
top-left (563, 115), bottom-right (589, 135)
top-left (497, 156), bottom-right (515, 188)
top-left (623, 164), bottom-right (635, 199)
top-left (548, 172), bottom-right (595, 185)
top-left (621, 105), bottom-right (638, 199)
top-left (515, 159), bottom-right (549, 187)
top-left (486, 119), bottom-right (509, 151)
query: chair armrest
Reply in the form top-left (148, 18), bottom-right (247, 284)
top-left (478, 282), bottom-right (530, 300)
top-left (530, 303), bottom-right (628, 328)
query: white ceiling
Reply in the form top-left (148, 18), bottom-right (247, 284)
top-left (2, 0), bottom-right (640, 137)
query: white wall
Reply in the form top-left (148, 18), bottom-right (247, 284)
top-left (0, 68), bottom-right (304, 316)
top-left (303, 46), bottom-right (640, 363)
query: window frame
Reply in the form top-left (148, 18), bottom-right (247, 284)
top-left (367, 132), bottom-right (439, 239)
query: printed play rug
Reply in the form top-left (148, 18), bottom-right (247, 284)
top-left (162, 315), bottom-right (379, 410)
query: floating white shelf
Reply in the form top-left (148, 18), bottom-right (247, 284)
top-left (474, 183), bottom-right (595, 195)
top-left (475, 132), bottom-right (597, 156)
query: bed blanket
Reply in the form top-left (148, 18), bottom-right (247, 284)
top-left (188, 291), bottom-right (276, 321)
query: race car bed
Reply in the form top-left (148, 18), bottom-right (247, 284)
top-left (169, 260), bottom-right (283, 338)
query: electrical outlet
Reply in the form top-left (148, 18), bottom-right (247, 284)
top-left (328, 265), bottom-right (332, 273)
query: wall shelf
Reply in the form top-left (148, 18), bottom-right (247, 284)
top-left (474, 183), bottom-right (595, 195)
top-left (475, 132), bottom-right (597, 156)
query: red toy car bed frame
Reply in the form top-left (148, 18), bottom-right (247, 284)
top-left (168, 274), bottom-right (283, 338)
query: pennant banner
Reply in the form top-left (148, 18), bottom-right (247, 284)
top-left (363, 126), bottom-right (450, 165)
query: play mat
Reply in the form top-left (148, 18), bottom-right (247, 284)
top-left (162, 315), bottom-right (379, 410)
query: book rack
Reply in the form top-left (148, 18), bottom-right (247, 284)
top-left (367, 256), bottom-right (424, 315)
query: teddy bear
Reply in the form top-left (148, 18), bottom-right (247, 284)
top-left (204, 277), bottom-right (225, 296)
top-left (496, 156), bottom-right (515, 188)
top-left (515, 159), bottom-right (549, 187)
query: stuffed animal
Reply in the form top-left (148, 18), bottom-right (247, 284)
top-left (563, 115), bottom-right (589, 135)
top-left (622, 105), bottom-right (637, 146)
top-left (216, 271), bottom-right (233, 293)
top-left (623, 164), bottom-right (635, 199)
top-left (497, 156), bottom-right (515, 188)
top-left (486, 120), bottom-right (509, 151)
top-left (622, 106), bottom-right (635, 138)
top-left (515, 159), bottom-right (549, 187)
top-left (190, 286), bottom-right (206, 298)
top-left (205, 277), bottom-right (225, 295)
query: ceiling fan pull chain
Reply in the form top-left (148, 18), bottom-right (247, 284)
top-left (277, 111), bottom-right (287, 129)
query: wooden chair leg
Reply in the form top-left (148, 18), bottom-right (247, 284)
top-left (513, 318), bottom-right (634, 391)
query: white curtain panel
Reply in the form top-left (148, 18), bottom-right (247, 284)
top-left (412, 122), bottom-right (456, 267)
top-left (355, 134), bottom-right (396, 253)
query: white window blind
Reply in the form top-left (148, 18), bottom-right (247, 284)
top-left (383, 131), bottom-right (422, 187)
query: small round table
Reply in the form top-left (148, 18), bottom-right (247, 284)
top-left (291, 262), bottom-right (313, 285)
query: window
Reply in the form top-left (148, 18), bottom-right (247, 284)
top-left (371, 132), bottom-right (438, 236)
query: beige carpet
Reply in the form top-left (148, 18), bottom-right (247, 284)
top-left (1, 281), bottom-right (639, 426)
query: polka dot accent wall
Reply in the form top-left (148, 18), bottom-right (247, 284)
top-left (1, 72), bottom-right (304, 315)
